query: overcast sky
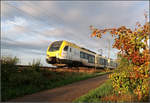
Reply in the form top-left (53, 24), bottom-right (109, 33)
top-left (1, 1), bottom-right (149, 66)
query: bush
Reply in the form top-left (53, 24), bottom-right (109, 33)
top-left (90, 13), bottom-right (150, 101)
top-left (1, 56), bottom-right (19, 81)
top-left (109, 55), bottom-right (149, 101)
top-left (28, 59), bottom-right (42, 72)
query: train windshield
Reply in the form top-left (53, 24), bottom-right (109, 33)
top-left (49, 41), bottom-right (63, 52)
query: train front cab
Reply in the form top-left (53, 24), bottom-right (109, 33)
top-left (46, 40), bottom-right (78, 66)
top-left (46, 41), bottom-right (62, 64)
top-left (46, 40), bottom-right (70, 65)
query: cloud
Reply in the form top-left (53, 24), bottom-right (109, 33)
top-left (1, 1), bottom-right (149, 65)
top-left (1, 2), bottom-right (15, 19)
top-left (1, 17), bottom-right (29, 38)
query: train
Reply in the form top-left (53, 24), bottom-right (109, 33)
top-left (46, 40), bottom-right (117, 68)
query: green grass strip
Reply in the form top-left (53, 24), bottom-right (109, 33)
top-left (73, 79), bottom-right (113, 103)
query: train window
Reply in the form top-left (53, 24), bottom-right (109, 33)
top-left (49, 41), bottom-right (63, 52)
top-left (110, 61), bottom-right (113, 66)
top-left (80, 52), bottom-right (84, 58)
top-left (80, 52), bottom-right (83, 58)
top-left (104, 59), bottom-right (108, 65)
top-left (106, 59), bottom-right (108, 65)
top-left (83, 53), bottom-right (85, 58)
top-left (80, 52), bottom-right (89, 59)
top-left (99, 58), bottom-right (104, 65)
top-left (64, 46), bottom-right (68, 51)
top-left (88, 55), bottom-right (95, 63)
top-left (85, 53), bottom-right (88, 59)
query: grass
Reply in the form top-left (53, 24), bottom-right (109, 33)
top-left (74, 77), bottom-right (150, 103)
top-left (73, 80), bottom-right (135, 102)
top-left (73, 80), bottom-right (113, 103)
top-left (1, 56), bottom-right (109, 101)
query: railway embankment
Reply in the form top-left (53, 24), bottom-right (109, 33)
top-left (17, 65), bottom-right (106, 73)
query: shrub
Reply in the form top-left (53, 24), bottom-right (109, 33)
top-left (28, 59), bottom-right (42, 72)
top-left (90, 12), bottom-right (150, 101)
top-left (1, 56), bottom-right (19, 81)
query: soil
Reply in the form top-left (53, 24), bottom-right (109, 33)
top-left (9, 74), bottom-right (108, 102)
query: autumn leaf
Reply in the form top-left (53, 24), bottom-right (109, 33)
top-left (90, 12), bottom-right (150, 100)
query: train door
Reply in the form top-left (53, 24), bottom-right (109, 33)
top-left (62, 46), bottom-right (69, 59)
top-left (95, 54), bottom-right (99, 67)
top-left (104, 59), bottom-right (108, 68)
top-left (68, 46), bottom-right (72, 60)
top-left (72, 48), bottom-right (78, 61)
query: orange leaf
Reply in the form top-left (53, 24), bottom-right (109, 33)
top-left (91, 31), bottom-right (97, 37)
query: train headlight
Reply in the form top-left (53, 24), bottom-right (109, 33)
top-left (46, 56), bottom-right (49, 59)
top-left (108, 59), bottom-right (110, 63)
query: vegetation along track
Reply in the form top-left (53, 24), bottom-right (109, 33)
top-left (9, 74), bottom-right (109, 102)
top-left (17, 65), bottom-right (104, 73)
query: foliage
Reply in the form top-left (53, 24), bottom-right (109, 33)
top-left (90, 12), bottom-right (150, 101)
top-left (1, 56), bottom-right (108, 101)
top-left (1, 56), bottom-right (19, 81)
top-left (28, 59), bottom-right (42, 71)
top-left (73, 80), bottom-right (113, 103)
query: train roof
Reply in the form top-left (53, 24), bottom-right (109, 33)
top-left (80, 47), bottom-right (96, 54)
top-left (62, 40), bottom-right (96, 54)
top-left (53, 40), bottom-right (116, 59)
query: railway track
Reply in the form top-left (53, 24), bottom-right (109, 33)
top-left (16, 65), bottom-right (55, 69)
top-left (16, 65), bottom-right (103, 73)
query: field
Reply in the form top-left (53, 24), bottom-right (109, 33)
top-left (1, 56), bottom-right (109, 101)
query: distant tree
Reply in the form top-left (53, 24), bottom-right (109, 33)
top-left (90, 12), bottom-right (150, 101)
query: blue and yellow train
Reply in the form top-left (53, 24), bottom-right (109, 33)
top-left (46, 40), bottom-right (117, 68)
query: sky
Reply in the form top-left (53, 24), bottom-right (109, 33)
top-left (1, 1), bottom-right (149, 66)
